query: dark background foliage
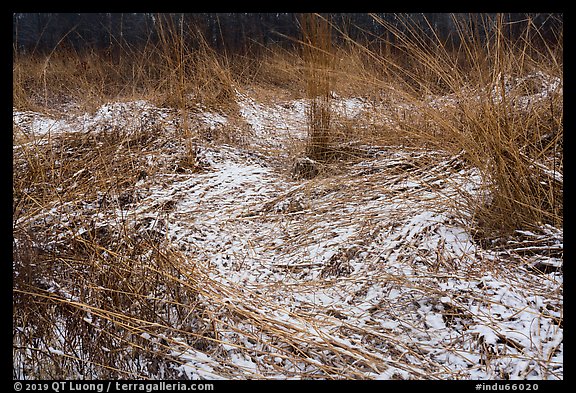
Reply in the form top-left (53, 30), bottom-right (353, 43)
top-left (13, 13), bottom-right (562, 56)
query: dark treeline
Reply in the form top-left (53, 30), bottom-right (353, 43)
top-left (13, 13), bottom-right (562, 56)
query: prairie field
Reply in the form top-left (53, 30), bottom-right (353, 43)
top-left (13, 13), bottom-right (563, 380)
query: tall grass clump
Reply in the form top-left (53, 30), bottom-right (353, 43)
top-left (153, 14), bottom-right (240, 165)
top-left (366, 13), bottom-right (563, 236)
top-left (154, 14), bottom-right (237, 112)
top-left (300, 13), bottom-right (335, 161)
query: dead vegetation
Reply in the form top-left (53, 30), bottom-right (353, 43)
top-left (13, 13), bottom-right (562, 380)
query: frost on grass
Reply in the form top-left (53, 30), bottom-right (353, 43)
top-left (13, 82), bottom-right (562, 379)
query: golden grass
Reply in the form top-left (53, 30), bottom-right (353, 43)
top-left (346, 13), bottom-right (564, 235)
top-left (300, 14), bottom-right (335, 161)
top-left (13, 13), bottom-right (562, 379)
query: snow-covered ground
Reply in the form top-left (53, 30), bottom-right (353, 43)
top-left (13, 81), bottom-right (563, 379)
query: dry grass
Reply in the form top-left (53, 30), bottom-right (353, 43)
top-left (300, 14), bottom-right (335, 161)
top-left (13, 13), bottom-right (562, 380)
top-left (349, 13), bottom-right (564, 236)
top-left (14, 133), bottom-right (562, 378)
top-left (13, 44), bottom-right (163, 115)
